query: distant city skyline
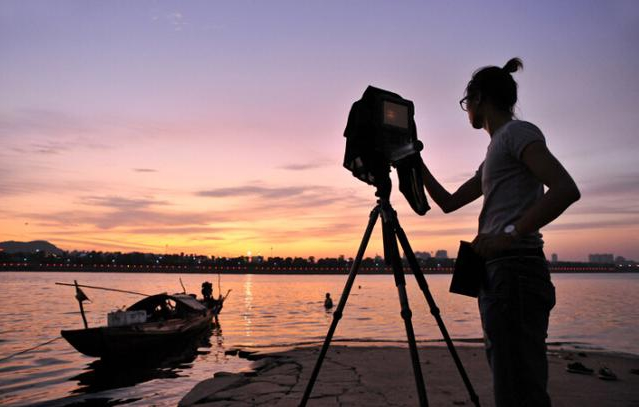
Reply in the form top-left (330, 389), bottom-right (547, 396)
top-left (1, 1), bottom-right (638, 262)
top-left (2, 239), bottom-right (636, 266)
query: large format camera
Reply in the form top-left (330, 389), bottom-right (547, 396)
top-left (343, 86), bottom-right (430, 215)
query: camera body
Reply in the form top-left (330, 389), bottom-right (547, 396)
top-left (344, 87), bottom-right (422, 179)
top-left (343, 86), bottom-right (430, 215)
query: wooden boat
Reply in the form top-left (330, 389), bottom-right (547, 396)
top-left (61, 293), bottom-right (222, 359)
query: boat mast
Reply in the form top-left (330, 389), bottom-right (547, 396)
top-left (74, 280), bottom-right (89, 329)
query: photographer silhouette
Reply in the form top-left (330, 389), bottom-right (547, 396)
top-left (422, 58), bottom-right (581, 407)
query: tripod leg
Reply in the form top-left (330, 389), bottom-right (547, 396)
top-left (300, 206), bottom-right (380, 407)
top-left (382, 214), bottom-right (429, 407)
top-left (394, 223), bottom-right (481, 407)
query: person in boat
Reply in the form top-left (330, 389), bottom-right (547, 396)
top-left (324, 293), bottom-right (333, 309)
top-left (201, 281), bottom-right (213, 302)
top-left (420, 57), bottom-right (580, 406)
top-left (150, 300), bottom-right (173, 321)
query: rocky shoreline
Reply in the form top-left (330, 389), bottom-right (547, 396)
top-left (179, 345), bottom-right (639, 406)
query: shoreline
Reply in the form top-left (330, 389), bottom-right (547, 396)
top-left (180, 345), bottom-right (639, 406)
top-left (1, 268), bottom-right (635, 274)
top-left (216, 337), bottom-right (639, 358)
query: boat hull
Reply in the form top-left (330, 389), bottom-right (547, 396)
top-left (61, 312), bottom-right (213, 359)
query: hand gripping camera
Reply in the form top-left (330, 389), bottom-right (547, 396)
top-left (343, 86), bottom-right (430, 215)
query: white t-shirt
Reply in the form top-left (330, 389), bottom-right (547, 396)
top-left (476, 120), bottom-right (545, 249)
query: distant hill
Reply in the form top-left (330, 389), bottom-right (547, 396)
top-left (0, 240), bottom-right (64, 255)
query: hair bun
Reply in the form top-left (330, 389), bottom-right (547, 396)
top-left (502, 57), bottom-right (523, 74)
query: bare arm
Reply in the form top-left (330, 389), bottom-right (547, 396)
top-left (472, 141), bottom-right (580, 257)
top-left (422, 163), bottom-right (482, 213)
top-left (513, 141), bottom-right (581, 235)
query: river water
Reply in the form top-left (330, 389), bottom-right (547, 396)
top-left (1, 272), bottom-right (637, 406)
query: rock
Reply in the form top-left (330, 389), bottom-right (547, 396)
top-left (338, 389), bottom-right (389, 406)
top-left (254, 374), bottom-right (298, 386)
top-left (214, 371), bottom-right (238, 378)
top-left (250, 356), bottom-right (277, 371)
top-left (238, 350), bottom-right (256, 359)
top-left (179, 375), bottom-right (247, 406)
top-left (264, 362), bottom-right (300, 376)
top-left (237, 380), bottom-right (290, 395)
top-left (195, 401), bottom-right (252, 407)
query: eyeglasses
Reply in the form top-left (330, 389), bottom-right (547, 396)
top-left (459, 95), bottom-right (477, 112)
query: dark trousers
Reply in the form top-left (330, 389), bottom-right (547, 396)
top-left (478, 256), bottom-right (555, 407)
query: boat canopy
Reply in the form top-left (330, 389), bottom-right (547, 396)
top-left (127, 293), bottom-right (207, 313)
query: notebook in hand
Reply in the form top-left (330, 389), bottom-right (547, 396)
top-left (449, 241), bottom-right (486, 298)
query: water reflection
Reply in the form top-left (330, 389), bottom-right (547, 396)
top-left (70, 324), bottom-right (220, 396)
top-left (1, 272), bottom-right (637, 406)
top-left (243, 275), bottom-right (253, 342)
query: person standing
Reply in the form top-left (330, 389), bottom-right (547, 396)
top-left (421, 58), bottom-right (580, 406)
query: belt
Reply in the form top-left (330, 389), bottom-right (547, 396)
top-left (486, 247), bottom-right (545, 262)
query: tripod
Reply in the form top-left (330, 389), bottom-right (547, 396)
top-left (301, 182), bottom-right (480, 407)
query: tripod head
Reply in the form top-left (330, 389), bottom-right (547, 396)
top-left (370, 177), bottom-right (404, 270)
top-left (374, 175), bottom-right (392, 203)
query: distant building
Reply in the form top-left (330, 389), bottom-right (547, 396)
top-left (589, 253), bottom-right (614, 264)
top-left (435, 250), bottom-right (448, 259)
top-left (551, 253), bottom-right (558, 263)
top-left (414, 251), bottom-right (431, 260)
top-left (614, 256), bottom-right (638, 267)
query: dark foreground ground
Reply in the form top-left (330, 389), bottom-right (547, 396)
top-left (179, 345), bottom-right (639, 406)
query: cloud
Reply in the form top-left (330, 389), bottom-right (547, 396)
top-left (133, 168), bottom-right (158, 173)
top-left (244, 221), bottom-right (362, 243)
top-left (196, 185), bottom-right (311, 199)
top-left (0, 181), bottom-right (40, 196)
top-left (581, 173), bottom-right (639, 197)
top-left (188, 236), bottom-right (227, 242)
top-left (0, 177), bottom-right (83, 197)
top-left (279, 161), bottom-right (331, 171)
top-left (80, 195), bottom-right (169, 210)
top-left (0, 109), bottom-right (113, 155)
top-left (195, 183), bottom-right (372, 215)
top-left (123, 225), bottom-right (234, 235)
top-left (152, 11), bottom-right (187, 31)
top-left (570, 204), bottom-right (639, 216)
top-left (19, 194), bottom-right (212, 230)
top-left (15, 142), bottom-right (69, 155)
top-left (0, 108), bottom-right (173, 155)
top-left (545, 218), bottom-right (639, 231)
top-left (23, 208), bottom-right (214, 230)
top-left (409, 226), bottom-right (477, 237)
top-left (50, 236), bottom-right (165, 252)
top-left (10, 139), bottom-right (109, 155)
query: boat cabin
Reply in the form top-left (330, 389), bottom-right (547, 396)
top-left (127, 293), bottom-right (207, 322)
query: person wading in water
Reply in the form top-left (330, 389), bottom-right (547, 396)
top-left (421, 57), bottom-right (580, 406)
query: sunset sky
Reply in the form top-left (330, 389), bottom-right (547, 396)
top-left (1, 1), bottom-right (638, 261)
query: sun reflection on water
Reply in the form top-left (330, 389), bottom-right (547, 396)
top-left (243, 274), bottom-right (253, 342)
